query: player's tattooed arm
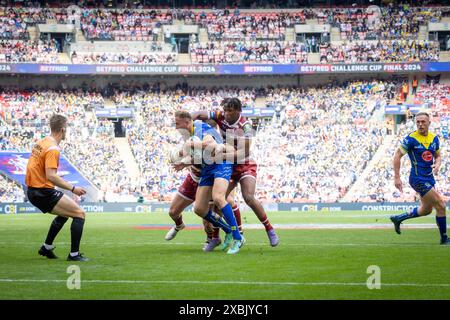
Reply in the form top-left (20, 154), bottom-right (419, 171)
top-left (190, 111), bottom-right (210, 121)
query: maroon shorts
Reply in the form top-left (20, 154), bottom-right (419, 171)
top-left (177, 174), bottom-right (199, 202)
top-left (231, 160), bottom-right (257, 183)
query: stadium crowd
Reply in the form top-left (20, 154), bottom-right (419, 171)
top-left (1, 79), bottom-right (449, 203)
top-left (0, 89), bottom-right (139, 202)
top-left (190, 41), bottom-right (308, 64)
top-left (0, 175), bottom-right (25, 202)
top-left (0, 4), bottom-right (447, 64)
top-left (0, 7), bottom-right (30, 40)
top-left (71, 50), bottom-right (176, 64)
top-left (319, 40), bottom-right (440, 63)
top-left (349, 83), bottom-right (450, 202)
top-left (251, 81), bottom-right (390, 202)
top-left (0, 1), bottom-right (449, 203)
top-left (197, 11), bottom-right (294, 41)
top-left (0, 39), bottom-right (60, 63)
top-left (323, 5), bottom-right (447, 41)
top-left (78, 8), bottom-right (173, 41)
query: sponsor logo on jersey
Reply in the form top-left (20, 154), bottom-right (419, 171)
top-left (422, 150), bottom-right (433, 162)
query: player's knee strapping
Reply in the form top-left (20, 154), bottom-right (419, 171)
top-left (396, 207), bottom-right (420, 222)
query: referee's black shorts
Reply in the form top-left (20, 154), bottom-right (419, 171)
top-left (27, 187), bottom-right (64, 214)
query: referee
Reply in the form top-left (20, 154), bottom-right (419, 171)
top-left (26, 114), bottom-right (89, 261)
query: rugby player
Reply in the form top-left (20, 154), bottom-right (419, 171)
top-left (191, 98), bottom-right (279, 247)
top-left (390, 111), bottom-right (449, 245)
top-left (174, 111), bottom-right (244, 254)
top-left (165, 119), bottom-right (243, 251)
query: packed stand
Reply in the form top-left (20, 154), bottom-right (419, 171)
top-left (71, 50), bottom-right (176, 64)
top-left (318, 5), bottom-right (447, 41)
top-left (252, 81), bottom-right (389, 203)
top-left (0, 175), bottom-right (25, 202)
top-left (0, 8), bottom-right (29, 40)
top-left (190, 41), bottom-right (308, 64)
top-left (349, 83), bottom-right (450, 202)
top-left (79, 9), bottom-right (173, 41)
top-left (319, 40), bottom-right (440, 63)
top-left (197, 10), bottom-right (298, 41)
top-left (0, 39), bottom-right (60, 63)
top-left (0, 89), bottom-right (135, 202)
top-left (1, 82), bottom-right (449, 203)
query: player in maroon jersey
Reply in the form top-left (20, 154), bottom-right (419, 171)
top-left (191, 97), bottom-right (279, 247)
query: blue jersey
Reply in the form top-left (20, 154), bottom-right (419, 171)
top-left (192, 120), bottom-right (223, 144)
top-left (400, 131), bottom-right (440, 178)
top-left (190, 120), bottom-right (232, 186)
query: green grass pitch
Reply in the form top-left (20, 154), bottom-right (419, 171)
top-left (0, 211), bottom-right (448, 300)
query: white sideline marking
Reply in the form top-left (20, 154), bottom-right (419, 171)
top-left (0, 278), bottom-right (448, 288)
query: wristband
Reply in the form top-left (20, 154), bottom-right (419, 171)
top-left (71, 186), bottom-right (75, 192)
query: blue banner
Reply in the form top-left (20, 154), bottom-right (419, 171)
top-left (0, 62), bottom-right (449, 75)
top-left (0, 152), bottom-right (96, 190)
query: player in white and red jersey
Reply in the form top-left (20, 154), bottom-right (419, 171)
top-left (191, 97), bottom-right (279, 247)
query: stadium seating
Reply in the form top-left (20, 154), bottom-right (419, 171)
top-left (0, 89), bottom-right (137, 202)
top-left (349, 83), bottom-right (450, 202)
top-left (1, 2), bottom-right (450, 203)
top-left (319, 40), bottom-right (440, 63)
top-left (324, 5), bottom-right (445, 41)
top-left (0, 4), bottom-right (447, 64)
top-left (0, 39), bottom-right (60, 63)
top-left (71, 51), bottom-right (177, 64)
top-left (190, 41), bottom-right (308, 64)
top-left (0, 175), bottom-right (25, 202)
top-left (1, 81), bottom-right (429, 203)
top-left (79, 9), bottom-right (173, 41)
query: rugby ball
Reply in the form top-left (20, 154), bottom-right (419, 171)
top-left (169, 147), bottom-right (183, 164)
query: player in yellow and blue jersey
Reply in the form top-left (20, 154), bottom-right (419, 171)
top-left (390, 111), bottom-right (449, 245)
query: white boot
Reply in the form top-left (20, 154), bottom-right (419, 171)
top-left (165, 224), bottom-right (185, 241)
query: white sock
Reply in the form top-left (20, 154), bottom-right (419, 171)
top-left (44, 244), bottom-right (54, 250)
top-left (70, 252), bottom-right (79, 257)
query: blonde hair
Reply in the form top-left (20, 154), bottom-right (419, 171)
top-left (174, 110), bottom-right (192, 120)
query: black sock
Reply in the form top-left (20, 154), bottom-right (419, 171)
top-left (44, 216), bottom-right (68, 246)
top-left (70, 217), bottom-right (85, 253)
